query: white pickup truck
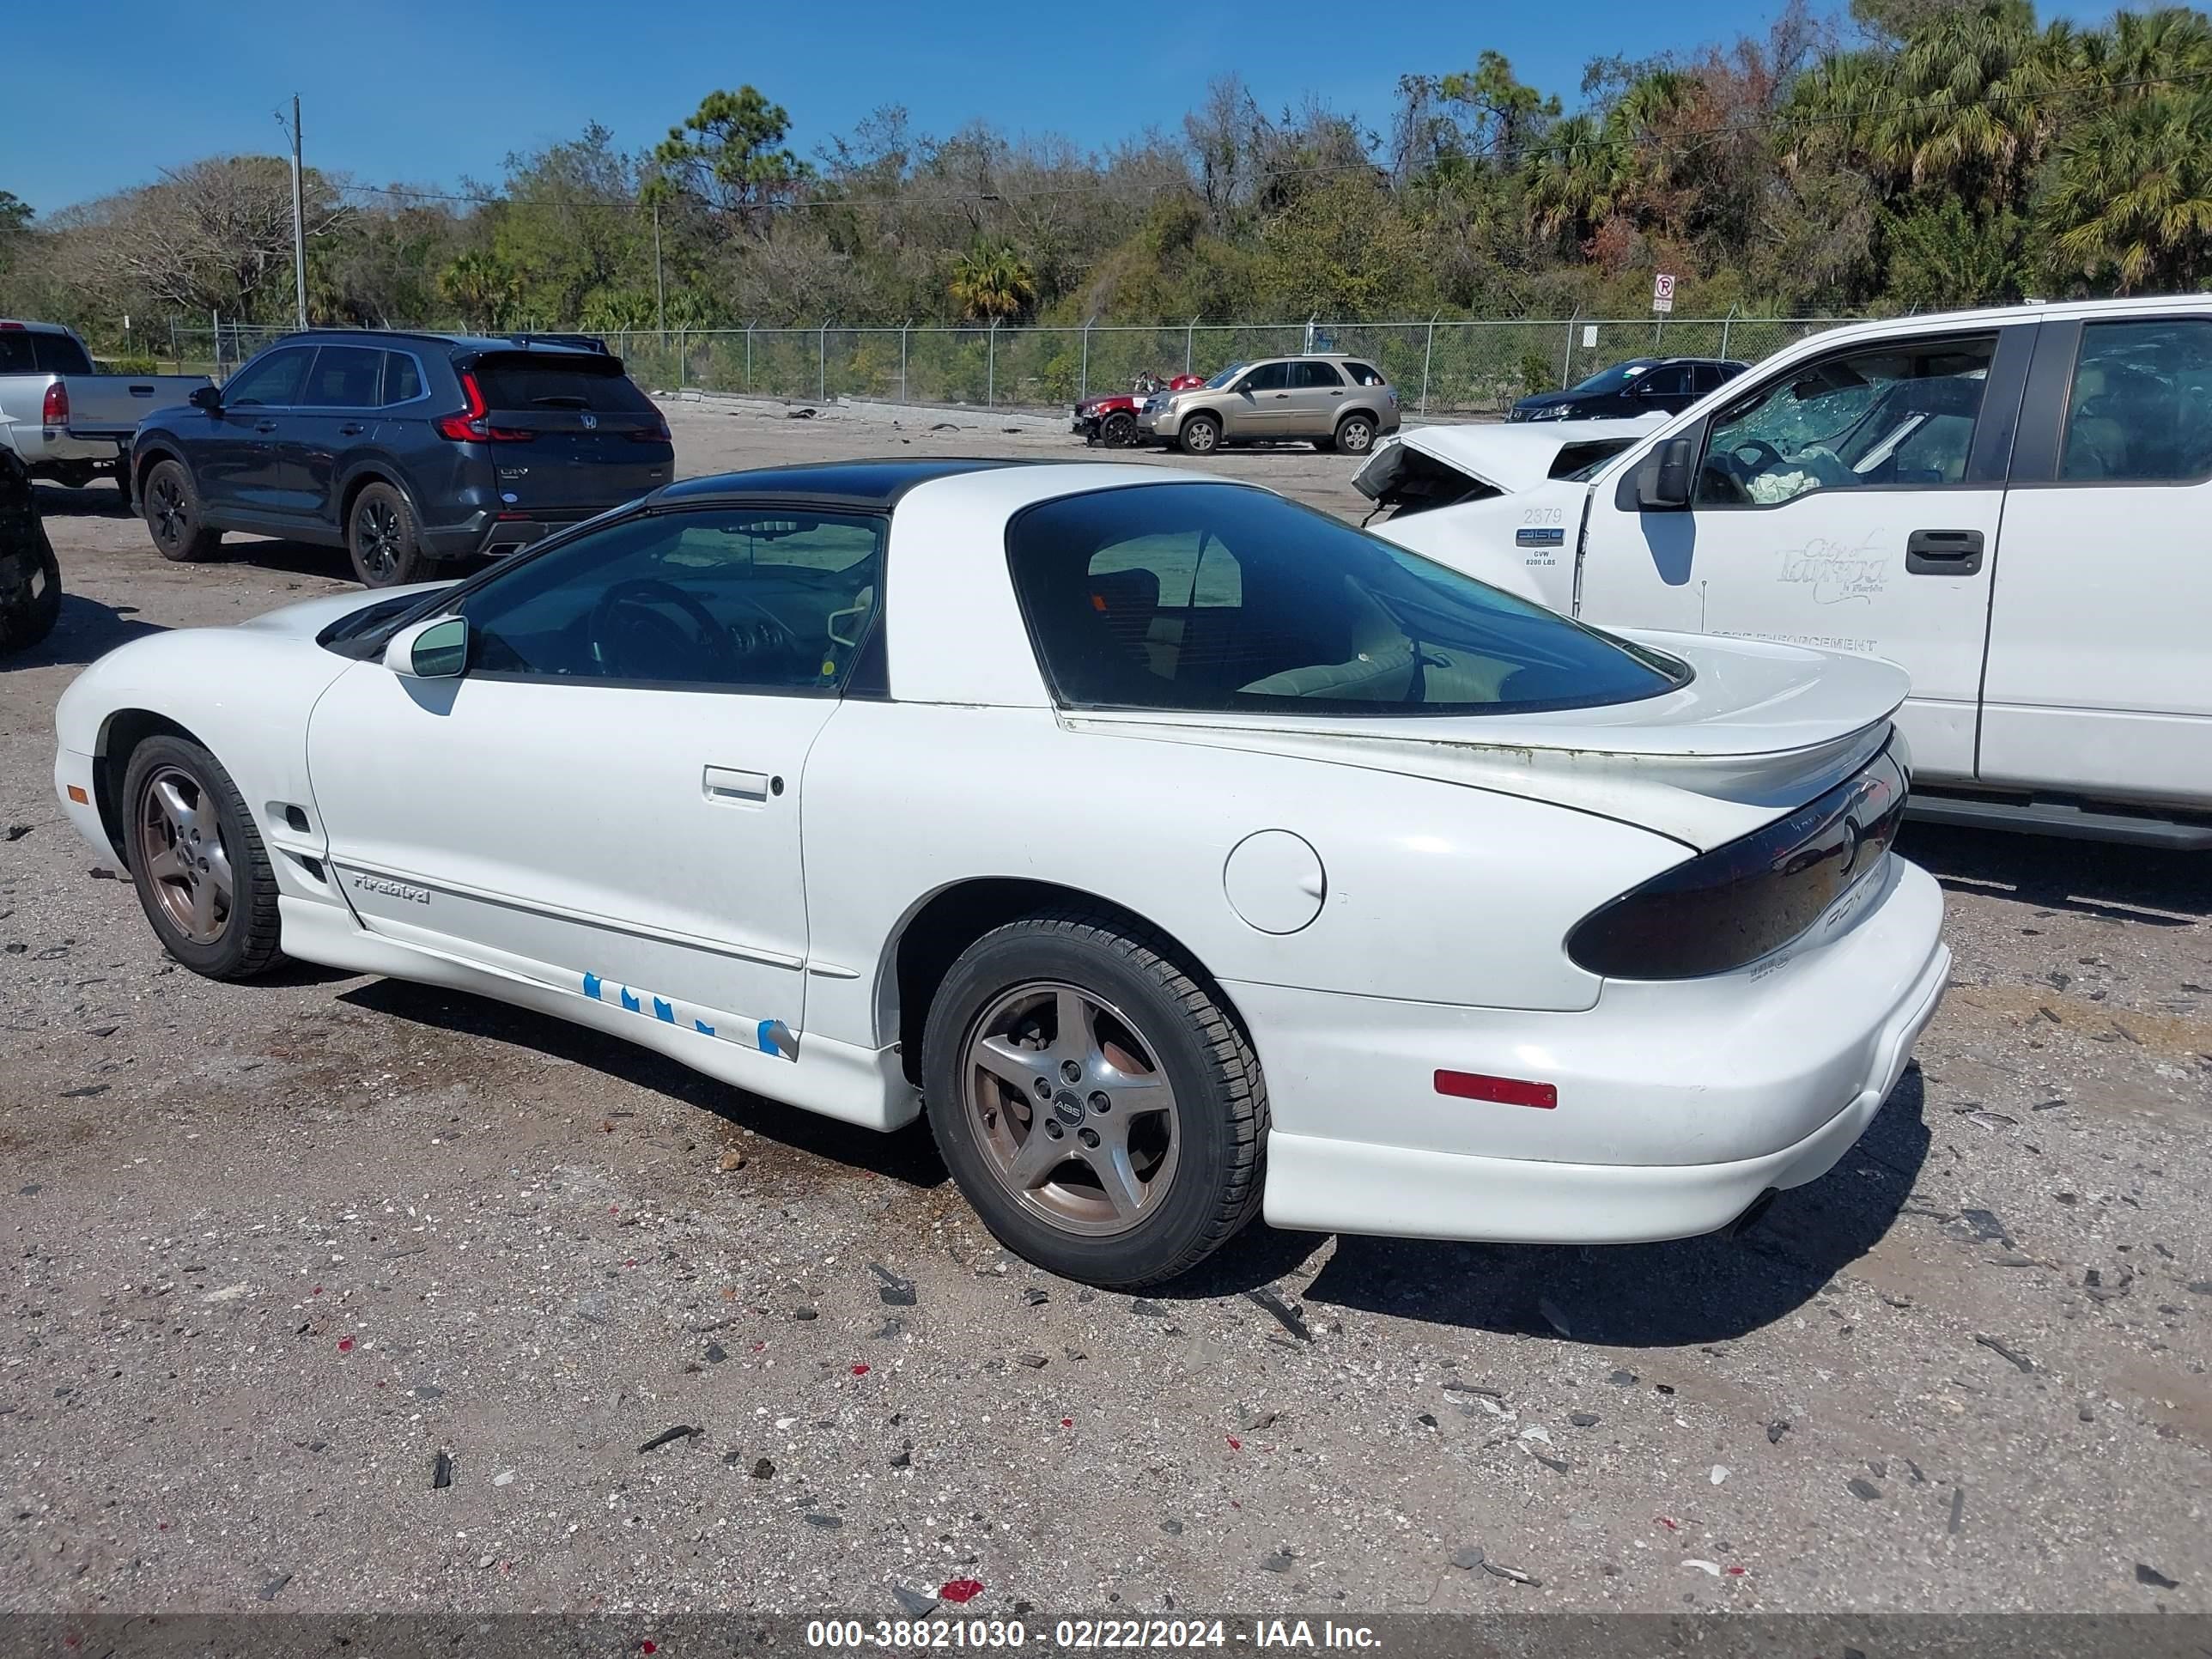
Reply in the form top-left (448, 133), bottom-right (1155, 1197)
top-left (1368, 295), bottom-right (2212, 848)
top-left (0, 320), bottom-right (210, 495)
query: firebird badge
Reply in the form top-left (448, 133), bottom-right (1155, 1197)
top-left (351, 872), bottom-right (430, 904)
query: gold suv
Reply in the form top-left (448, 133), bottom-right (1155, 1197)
top-left (1136, 355), bottom-right (1401, 456)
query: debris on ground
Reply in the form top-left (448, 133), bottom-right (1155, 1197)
top-left (429, 1451), bottom-right (453, 1489)
top-left (1569, 1412), bottom-right (1600, 1428)
top-left (257, 1572), bottom-right (292, 1601)
top-left (2136, 1563), bottom-right (2179, 1589)
top-left (750, 1457), bottom-right (775, 1479)
top-left (1482, 1559), bottom-right (1540, 1586)
top-left (638, 1425), bottom-right (702, 1454)
top-left (1017, 1352), bottom-right (1048, 1369)
top-left (891, 1585), bottom-right (938, 1616)
top-left (1259, 1552), bottom-right (1295, 1573)
top-left (1849, 1478), bottom-right (1884, 1500)
top-left (939, 1578), bottom-right (985, 1602)
top-left (1948, 1487), bottom-right (1966, 1533)
top-left (869, 1262), bottom-right (916, 1306)
top-left (1024, 1288), bottom-right (1049, 1306)
top-left (1767, 1419), bottom-right (1791, 1444)
top-left (1450, 1546), bottom-right (1486, 1571)
top-left (1972, 1333), bottom-right (2035, 1373)
top-left (1243, 1288), bottom-right (1311, 1341)
top-left (1711, 1465), bottom-right (1731, 1486)
top-left (718, 1150), bottom-right (746, 1171)
top-left (1684, 1559), bottom-right (1722, 1577)
top-left (1537, 1297), bottom-right (1575, 1337)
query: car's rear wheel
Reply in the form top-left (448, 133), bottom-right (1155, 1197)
top-left (1177, 414), bottom-right (1222, 457)
top-left (922, 910), bottom-right (1267, 1288)
top-left (119, 735), bottom-right (284, 981)
top-left (142, 459), bottom-right (222, 562)
top-left (1100, 410), bottom-right (1138, 448)
top-left (348, 482), bottom-right (436, 588)
top-left (1334, 413), bottom-right (1376, 455)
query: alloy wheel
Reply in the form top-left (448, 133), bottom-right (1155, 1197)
top-left (355, 498), bottom-right (401, 583)
top-left (962, 980), bottom-right (1181, 1237)
top-left (148, 472), bottom-right (188, 550)
top-left (134, 764), bottom-right (233, 945)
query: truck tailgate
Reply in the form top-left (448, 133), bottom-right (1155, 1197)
top-left (59, 375), bottom-right (211, 438)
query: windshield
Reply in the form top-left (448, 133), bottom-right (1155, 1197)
top-left (1202, 362), bottom-right (1246, 391)
top-left (1007, 483), bottom-right (1686, 717)
top-left (1569, 360), bottom-right (1655, 395)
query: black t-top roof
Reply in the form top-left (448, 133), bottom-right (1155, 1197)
top-left (653, 459), bottom-right (1020, 511)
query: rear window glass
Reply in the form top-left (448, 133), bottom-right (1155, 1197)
top-left (33, 332), bottom-right (93, 374)
top-left (1343, 361), bottom-right (1387, 386)
top-left (473, 356), bottom-right (653, 413)
top-left (1007, 483), bottom-right (1685, 716)
top-left (383, 352), bottom-right (423, 404)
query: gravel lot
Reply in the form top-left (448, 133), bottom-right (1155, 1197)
top-left (3, 398), bottom-right (2208, 1618)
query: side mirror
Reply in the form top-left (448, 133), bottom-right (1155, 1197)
top-left (1632, 435), bottom-right (1698, 511)
top-left (189, 385), bottom-right (222, 411)
top-left (383, 614), bottom-right (468, 679)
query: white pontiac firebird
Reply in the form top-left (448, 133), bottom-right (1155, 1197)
top-left (53, 459), bottom-right (1948, 1287)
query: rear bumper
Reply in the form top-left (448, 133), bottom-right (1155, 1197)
top-left (421, 508), bottom-right (603, 559)
top-left (1248, 856), bottom-right (1949, 1244)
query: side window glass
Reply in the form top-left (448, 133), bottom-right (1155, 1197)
top-left (300, 346), bottom-right (385, 409)
top-left (1342, 361), bottom-right (1387, 386)
top-left (1240, 362), bottom-right (1291, 392)
top-left (31, 332), bottom-right (93, 374)
top-left (382, 352), bottom-right (424, 405)
top-left (2060, 319), bottom-right (2212, 482)
top-left (1695, 335), bottom-right (1996, 506)
top-left (223, 348), bottom-right (311, 408)
top-left (1291, 362), bottom-right (1342, 389)
top-left (1637, 366), bottom-right (1691, 398)
top-left (457, 507), bottom-right (885, 692)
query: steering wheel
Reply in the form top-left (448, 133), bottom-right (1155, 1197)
top-left (1725, 437), bottom-right (1788, 474)
top-left (588, 578), bottom-right (739, 680)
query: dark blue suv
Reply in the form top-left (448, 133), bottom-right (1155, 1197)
top-left (131, 331), bottom-right (675, 586)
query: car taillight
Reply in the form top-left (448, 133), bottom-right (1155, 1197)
top-left (1565, 744), bottom-right (1908, 980)
top-left (42, 381), bottom-right (68, 427)
top-left (630, 414), bottom-right (672, 443)
top-left (433, 369), bottom-right (533, 442)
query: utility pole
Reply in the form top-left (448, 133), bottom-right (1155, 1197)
top-left (653, 198), bottom-right (666, 342)
top-left (283, 95), bottom-right (307, 331)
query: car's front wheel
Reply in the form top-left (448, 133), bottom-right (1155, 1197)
top-left (119, 735), bottom-right (285, 980)
top-left (922, 910), bottom-right (1267, 1288)
top-left (1177, 414), bottom-right (1222, 457)
top-left (142, 459), bottom-right (222, 562)
top-left (1100, 410), bottom-right (1138, 448)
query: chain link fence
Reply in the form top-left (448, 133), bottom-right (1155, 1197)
top-left (161, 314), bottom-right (1850, 417)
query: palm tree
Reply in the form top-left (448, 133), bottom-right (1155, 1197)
top-left (1875, 3), bottom-right (2068, 204)
top-left (1524, 113), bottom-right (1631, 245)
top-left (437, 250), bottom-right (521, 331)
top-left (948, 242), bottom-right (1038, 321)
top-left (2042, 88), bottom-right (2212, 291)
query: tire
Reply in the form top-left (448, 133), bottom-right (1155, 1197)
top-left (1311, 434), bottom-right (1338, 453)
top-left (922, 909), bottom-right (1267, 1288)
top-left (1100, 410), bottom-right (1138, 448)
top-left (0, 534), bottom-right (62, 655)
top-left (1334, 413), bottom-right (1377, 455)
top-left (1177, 414), bottom-right (1223, 457)
top-left (142, 459), bottom-right (222, 562)
top-left (347, 480), bottom-right (438, 588)
top-left (109, 459), bottom-right (132, 508)
top-left (119, 735), bottom-right (285, 981)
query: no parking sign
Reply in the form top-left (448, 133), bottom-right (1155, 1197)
top-left (1651, 272), bottom-right (1676, 313)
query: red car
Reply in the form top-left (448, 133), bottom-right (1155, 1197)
top-left (1073, 371), bottom-right (1204, 447)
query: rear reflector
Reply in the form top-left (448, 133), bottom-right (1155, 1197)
top-left (1435, 1070), bottom-right (1558, 1109)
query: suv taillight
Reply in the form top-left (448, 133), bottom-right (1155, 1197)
top-left (41, 381), bottom-right (68, 427)
top-left (630, 413), bottom-right (672, 443)
top-left (1565, 744), bottom-right (1908, 980)
top-left (433, 369), bottom-right (533, 442)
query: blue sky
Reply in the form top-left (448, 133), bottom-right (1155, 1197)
top-left (8, 0), bottom-right (2102, 215)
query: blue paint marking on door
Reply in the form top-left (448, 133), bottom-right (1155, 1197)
top-left (694, 1019), bottom-right (716, 1036)
top-left (582, 972), bottom-right (602, 1000)
top-left (653, 996), bottom-right (675, 1023)
top-left (620, 987), bottom-right (642, 1012)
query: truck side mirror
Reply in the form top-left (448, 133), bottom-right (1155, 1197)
top-left (1627, 433), bottom-right (1698, 512)
top-left (189, 385), bottom-right (222, 412)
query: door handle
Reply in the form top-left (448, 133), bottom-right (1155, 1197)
top-left (702, 764), bottom-right (772, 805)
top-left (339, 423), bottom-right (367, 436)
top-left (1905, 528), bottom-right (1984, 575)
top-left (255, 421), bottom-right (279, 434)
top-left (1271, 392), bottom-right (1290, 400)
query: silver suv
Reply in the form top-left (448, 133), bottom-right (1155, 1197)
top-left (1137, 355), bottom-right (1401, 456)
